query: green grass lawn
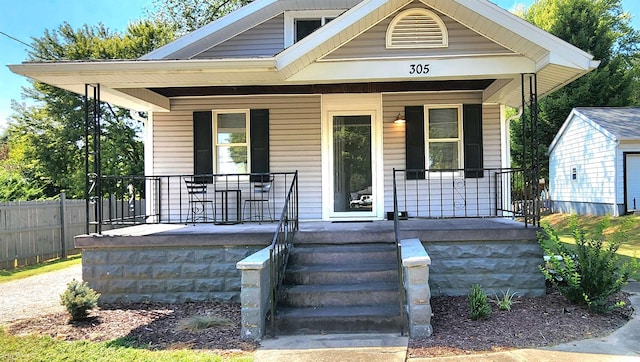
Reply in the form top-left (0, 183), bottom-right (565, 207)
top-left (0, 255), bottom-right (82, 284)
top-left (0, 330), bottom-right (252, 362)
top-left (0, 255), bottom-right (254, 361)
top-left (540, 213), bottom-right (640, 279)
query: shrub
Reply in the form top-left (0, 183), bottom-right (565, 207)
top-left (490, 288), bottom-right (520, 311)
top-left (468, 284), bottom-right (491, 320)
top-left (60, 279), bottom-right (100, 320)
top-left (538, 216), bottom-right (633, 312)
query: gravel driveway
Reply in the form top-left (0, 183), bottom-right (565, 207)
top-left (0, 264), bottom-right (82, 325)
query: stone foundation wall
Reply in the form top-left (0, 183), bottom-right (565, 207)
top-left (425, 240), bottom-right (546, 297)
top-left (82, 245), bottom-right (262, 303)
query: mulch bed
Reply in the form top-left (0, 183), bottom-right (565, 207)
top-left (408, 289), bottom-right (633, 358)
top-left (4, 289), bottom-right (633, 358)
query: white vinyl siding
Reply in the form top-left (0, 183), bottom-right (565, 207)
top-left (151, 91), bottom-right (503, 221)
top-left (153, 95), bottom-right (322, 220)
top-left (381, 92), bottom-right (501, 217)
top-left (194, 15), bottom-right (285, 59)
top-left (325, 7), bottom-right (512, 60)
top-left (549, 115), bottom-right (617, 205)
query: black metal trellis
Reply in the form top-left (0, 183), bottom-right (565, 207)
top-left (85, 84), bottom-right (102, 234)
top-left (520, 73), bottom-right (540, 227)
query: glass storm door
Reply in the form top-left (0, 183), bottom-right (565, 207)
top-left (331, 115), bottom-right (374, 216)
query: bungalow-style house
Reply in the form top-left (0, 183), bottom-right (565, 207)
top-left (10, 0), bottom-right (597, 339)
top-left (548, 107), bottom-right (640, 216)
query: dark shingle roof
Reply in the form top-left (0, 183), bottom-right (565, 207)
top-left (575, 107), bottom-right (640, 140)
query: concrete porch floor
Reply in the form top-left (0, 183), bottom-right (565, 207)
top-left (78, 218), bottom-right (537, 247)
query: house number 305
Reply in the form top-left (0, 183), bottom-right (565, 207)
top-left (409, 64), bottom-right (430, 75)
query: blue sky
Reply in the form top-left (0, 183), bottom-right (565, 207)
top-left (1, 0), bottom-right (639, 131)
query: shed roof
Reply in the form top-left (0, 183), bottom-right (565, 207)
top-left (547, 107), bottom-right (640, 155)
top-left (573, 107), bottom-right (640, 141)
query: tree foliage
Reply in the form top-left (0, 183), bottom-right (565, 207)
top-left (2, 21), bottom-right (174, 199)
top-left (150, 0), bottom-right (254, 34)
top-left (511, 0), bottom-right (640, 175)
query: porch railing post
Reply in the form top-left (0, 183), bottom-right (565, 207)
top-left (84, 83), bottom-right (102, 234)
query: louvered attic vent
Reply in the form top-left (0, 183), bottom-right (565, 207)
top-left (386, 8), bottom-right (448, 49)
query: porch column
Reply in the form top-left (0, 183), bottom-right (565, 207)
top-left (84, 83), bottom-right (102, 234)
top-left (236, 246), bottom-right (272, 340)
top-left (520, 73), bottom-right (540, 227)
top-left (400, 238), bottom-right (433, 338)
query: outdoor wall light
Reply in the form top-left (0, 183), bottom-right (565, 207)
top-left (394, 113), bottom-right (406, 124)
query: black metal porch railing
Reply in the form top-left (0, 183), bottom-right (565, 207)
top-left (269, 171), bottom-right (298, 336)
top-left (392, 167), bottom-right (540, 228)
top-left (88, 172), bottom-right (298, 229)
top-left (392, 169), bottom-right (407, 336)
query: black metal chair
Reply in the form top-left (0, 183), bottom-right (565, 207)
top-left (243, 174), bottom-right (274, 222)
top-left (185, 178), bottom-right (214, 223)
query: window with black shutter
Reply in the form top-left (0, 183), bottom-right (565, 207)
top-left (463, 104), bottom-right (483, 178)
top-left (193, 109), bottom-right (269, 178)
top-left (405, 106), bottom-right (426, 179)
top-left (404, 104), bottom-right (483, 179)
top-left (193, 111), bottom-right (213, 182)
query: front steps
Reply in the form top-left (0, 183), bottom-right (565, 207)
top-left (275, 243), bottom-right (402, 335)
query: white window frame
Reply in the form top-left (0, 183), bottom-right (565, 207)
top-left (424, 105), bottom-right (463, 175)
top-left (213, 109), bottom-right (250, 174)
top-left (284, 10), bottom-right (344, 47)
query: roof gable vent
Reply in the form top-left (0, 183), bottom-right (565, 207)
top-left (386, 8), bottom-right (448, 49)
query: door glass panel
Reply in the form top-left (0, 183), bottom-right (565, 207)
top-left (333, 115), bottom-right (372, 213)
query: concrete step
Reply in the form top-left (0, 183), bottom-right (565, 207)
top-left (280, 282), bottom-right (399, 308)
top-left (285, 262), bottom-right (398, 285)
top-left (289, 243), bottom-right (396, 265)
top-left (276, 304), bottom-right (402, 335)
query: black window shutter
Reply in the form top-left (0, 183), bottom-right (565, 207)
top-left (250, 109), bottom-right (270, 181)
top-left (463, 104), bottom-right (484, 178)
top-left (193, 111), bottom-right (213, 183)
top-left (405, 106), bottom-right (425, 179)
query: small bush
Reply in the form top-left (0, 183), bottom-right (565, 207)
top-left (60, 279), bottom-right (100, 320)
top-left (490, 288), bottom-right (520, 311)
top-left (469, 284), bottom-right (491, 320)
top-left (538, 216), bottom-right (633, 312)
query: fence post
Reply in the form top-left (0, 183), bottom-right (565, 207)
top-left (60, 192), bottom-right (67, 259)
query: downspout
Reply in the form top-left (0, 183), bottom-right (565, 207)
top-left (130, 110), bottom-right (155, 222)
top-left (501, 106), bottom-right (523, 218)
top-left (503, 106), bottom-right (523, 170)
top-left (129, 109), bottom-right (151, 176)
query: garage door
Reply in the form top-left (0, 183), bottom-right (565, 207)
top-left (627, 154), bottom-right (640, 211)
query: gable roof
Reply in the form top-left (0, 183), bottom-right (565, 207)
top-left (548, 107), bottom-right (640, 154)
top-left (8, 0), bottom-right (598, 112)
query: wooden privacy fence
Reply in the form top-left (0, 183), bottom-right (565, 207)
top-left (0, 194), bottom-right (85, 270)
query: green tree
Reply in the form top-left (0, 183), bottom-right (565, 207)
top-left (2, 21), bottom-right (174, 199)
top-left (511, 0), bottom-right (640, 175)
top-left (150, 0), bottom-right (254, 34)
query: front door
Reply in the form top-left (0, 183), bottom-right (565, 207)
top-left (322, 94), bottom-right (382, 220)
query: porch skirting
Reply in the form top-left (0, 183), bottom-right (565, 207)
top-left (425, 240), bottom-right (546, 297)
top-left (76, 225), bottom-right (272, 304)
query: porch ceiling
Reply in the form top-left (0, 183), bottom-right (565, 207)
top-left (149, 79), bottom-right (496, 98)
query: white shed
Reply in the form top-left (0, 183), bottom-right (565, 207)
top-left (548, 107), bottom-right (640, 216)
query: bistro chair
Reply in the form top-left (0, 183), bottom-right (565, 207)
top-left (185, 178), bottom-right (214, 223)
top-left (243, 174), bottom-right (274, 223)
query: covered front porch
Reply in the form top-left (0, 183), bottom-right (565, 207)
top-left (77, 217), bottom-right (544, 338)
